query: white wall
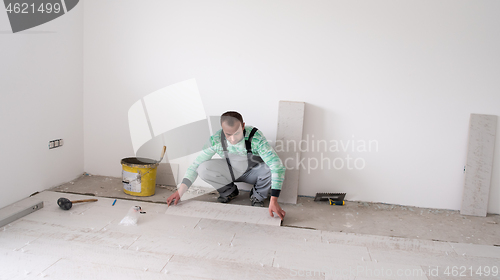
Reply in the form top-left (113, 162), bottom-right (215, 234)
top-left (84, 0), bottom-right (500, 213)
top-left (0, 4), bottom-right (83, 208)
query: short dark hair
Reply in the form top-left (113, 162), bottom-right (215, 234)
top-left (221, 111), bottom-right (244, 127)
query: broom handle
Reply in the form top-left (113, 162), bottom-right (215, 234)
top-left (71, 199), bottom-right (98, 204)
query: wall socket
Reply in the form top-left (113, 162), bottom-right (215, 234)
top-left (49, 139), bottom-right (63, 149)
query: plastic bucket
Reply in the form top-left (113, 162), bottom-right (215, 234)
top-left (121, 157), bottom-right (158, 196)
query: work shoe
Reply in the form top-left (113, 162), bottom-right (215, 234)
top-left (250, 196), bottom-right (264, 207)
top-left (217, 187), bottom-right (239, 203)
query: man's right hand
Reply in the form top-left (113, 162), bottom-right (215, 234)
top-left (166, 183), bottom-right (188, 206)
top-left (166, 191), bottom-right (180, 206)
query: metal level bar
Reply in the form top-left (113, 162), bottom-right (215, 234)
top-left (0, 202), bottom-right (44, 228)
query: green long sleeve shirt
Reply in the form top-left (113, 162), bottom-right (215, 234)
top-left (181, 125), bottom-right (285, 197)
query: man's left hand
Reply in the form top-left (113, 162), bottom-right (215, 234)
top-left (269, 196), bottom-right (286, 220)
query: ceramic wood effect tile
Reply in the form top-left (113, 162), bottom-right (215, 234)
top-left (104, 212), bottom-right (201, 238)
top-left (321, 231), bottom-right (454, 254)
top-left (196, 218), bottom-right (322, 246)
top-left (40, 258), bottom-right (211, 280)
top-left (0, 247), bottom-right (61, 280)
top-left (13, 236), bottom-right (172, 272)
top-left (0, 230), bottom-right (40, 251)
top-left (275, 100), bottom-right (305, 205)
top-left (369, 247), bottom-right (500, 271)
top-left (461, 114), bottom-right (497, 217)
top-left (273, 242), bottom-right (371, 272)
top-left (449, 242), bottom-right (500, 259)
top-left (165, 200), bottom-right (282, 226)
top-left (132, 234), bottom-right (276, 267)
top-left (163, 254), bottom-right (324, 280)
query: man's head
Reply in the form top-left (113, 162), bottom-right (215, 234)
top-left (221, 111), bottom-right (245, 145)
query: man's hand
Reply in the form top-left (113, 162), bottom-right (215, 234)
top-left (166, 191), bottom-right (180, 206)
top-left (166, 183), bottom-right (188, 206)
top-left (269, 196), bottom-right (286, 220)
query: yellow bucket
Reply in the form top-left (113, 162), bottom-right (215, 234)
top-left (121, 157), bottom-right (158, 196)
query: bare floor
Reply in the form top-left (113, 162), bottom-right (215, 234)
top-left (49, 174), bottom-right (500, 246)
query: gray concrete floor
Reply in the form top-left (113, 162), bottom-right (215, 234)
top-left (48, 174), bottom-right (500, 246)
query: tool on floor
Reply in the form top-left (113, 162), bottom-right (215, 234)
top-left (329, 199), bottom-right (345, 206)
top-left (0, 202), bottom-right (44, 227)
top-left (314, 193), bottom-right (346, 206)
top-left (119, 206), bottom-right (142, 226)
top-left (57, 197), bottom-right (98, 210)
top-left (112, 199), bottom-right (117, 206)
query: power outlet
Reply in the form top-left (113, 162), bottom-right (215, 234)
top-left (49, 139), bottom-right (63, 149)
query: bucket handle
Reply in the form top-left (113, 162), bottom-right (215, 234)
top-left (159, 146), bottom-right (166, 164)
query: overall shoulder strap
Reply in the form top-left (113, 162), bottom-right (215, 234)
top-left (245, 127), bottom-right (258, 154)
top-left (220, 129), bottom-right (235, 181)
top-left (220, 129), bottom-right (228, 152)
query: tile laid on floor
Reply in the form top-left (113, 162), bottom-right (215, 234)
top-left (272, 241), bottom-right (371, 272)
top-left (19, 205), bottom-right (115, 232)
top-left (369, 247), bottom-right (500, 271)
top-left (163, 254), bottom-right (324, 280)
top-left (76, 201), bottom-right (168, 229)
top-left (196, 218), bottom-right (322, 249)
top-left (165, 200), bottom-right (281, 226)
top-left (1, 218), bottom-right (143, 250)
top-left (321, 231), bottom-right (454, 254)
top-left (105, 212), bottom-right (202, 238)
top-left (0, 247), bottom-right (61, 279)
top-left (449, 242), bottom-right (500, 259)
top-left (40, 258), bottom-right (210, 280)
top-left (15, 236), bottom-right (172, 272)
top-left (0, 228), bottom-right (40, 251)
top-left (131, 231), bottom-right (276, 267)
top-left (1, 192), bottom-right (118, 231)
top-left (340, 261), bottom-right (428, 280)
top-left (6, 191), bottom-right (102, 214)
top-left (278, 256), bottom-right (429, 280)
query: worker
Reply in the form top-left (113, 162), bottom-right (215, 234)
top-left (166, 111), bottom-right (286, 220)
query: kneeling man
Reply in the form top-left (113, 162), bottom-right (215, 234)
top-left (167, 111), bottom-right (286, 220)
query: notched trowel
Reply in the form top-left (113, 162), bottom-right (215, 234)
top-left (314, 193), bottom-right (346, 202)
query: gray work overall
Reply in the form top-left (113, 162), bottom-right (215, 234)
top-left (196, 128), bottom-right (272, 202)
